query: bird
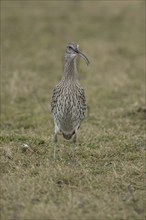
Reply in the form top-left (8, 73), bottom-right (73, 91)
top-left (51, 42), bottom-right (89, 160)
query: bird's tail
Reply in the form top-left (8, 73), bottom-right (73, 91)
top-left (62, 131), bottom-right (75, 140)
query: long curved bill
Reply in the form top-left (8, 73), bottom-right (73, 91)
top-left (73, 48), bottom-right (90, 65)
top-left (78, 50), bottom-right (90, 65)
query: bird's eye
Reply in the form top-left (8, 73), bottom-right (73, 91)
top-left (68, 46), bottom-right (72, 50)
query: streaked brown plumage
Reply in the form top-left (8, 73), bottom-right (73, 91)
top-left (51, 42), bottom-right (89, 160)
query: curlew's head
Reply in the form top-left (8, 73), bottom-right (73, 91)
top-left (65, 42), bottom-right (90, 65)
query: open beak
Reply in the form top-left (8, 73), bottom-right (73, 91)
top-left (74, 49), bottom-right (90, 65)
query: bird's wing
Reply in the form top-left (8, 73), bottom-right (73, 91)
top-left (77, 87), bottom-right (87, 115)
top-left (51, 86), bottom-right (58, 113)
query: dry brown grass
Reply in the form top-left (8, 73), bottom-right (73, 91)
top-left (1, 1), bottom-right (145, 219)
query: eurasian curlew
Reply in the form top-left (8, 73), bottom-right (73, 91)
top-left (51, 43), bottom-right (89, 160)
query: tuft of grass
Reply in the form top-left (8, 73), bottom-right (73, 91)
top-left (1, 1), bottom-right (145, 220)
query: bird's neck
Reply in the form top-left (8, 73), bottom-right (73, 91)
top-left (63, 59), bottom-right (78, 81)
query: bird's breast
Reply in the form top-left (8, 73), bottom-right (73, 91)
top-left (53, 83), bottom-right (86, 126)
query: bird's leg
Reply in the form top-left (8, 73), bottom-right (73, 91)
top-left (53, 124), bottom-right (60, 161)
top-left (53, 133), bottom-right (57, 160)
top-left (72, 133), bottom-right (77, 159)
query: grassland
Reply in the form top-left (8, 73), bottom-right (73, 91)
top-left (0, 1), bottom-right (145, 219)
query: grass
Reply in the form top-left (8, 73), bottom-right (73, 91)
top-left (0, 1), bottom-right (145, 219)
